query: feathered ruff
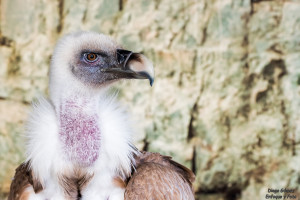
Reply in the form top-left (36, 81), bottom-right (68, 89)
top-left (23, 93), bottom-right (137, 199)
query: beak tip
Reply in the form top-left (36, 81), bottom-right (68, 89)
top-left (137, 71), bottom-right (154, 87)
top-left (150, 78), bottom-right (154, 86)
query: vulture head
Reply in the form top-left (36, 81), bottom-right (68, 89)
top-left (49, 31), bottom-right (154, 102)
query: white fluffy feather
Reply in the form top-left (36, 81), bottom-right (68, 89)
top-left (26, 93), bottom-right (137, 199)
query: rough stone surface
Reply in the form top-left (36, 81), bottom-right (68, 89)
top-left (1, 0), bottom-right (300, 199)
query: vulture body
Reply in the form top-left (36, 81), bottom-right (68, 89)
top-left (8, 31), bottom-right (195, 200)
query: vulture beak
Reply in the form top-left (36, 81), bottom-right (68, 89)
top-left (102, 49), bottom-right (155, 86)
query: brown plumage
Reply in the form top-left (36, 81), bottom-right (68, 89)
top-left (125, 151), bottom-right (195, 200)
top-left (9, 152), bottom-right (195, 200)
top-left (8, 162), bottom-right (95, 200)
top-left (8, 162), bottom-right (42, 200)
top-left (58, 169), bottom-right (94, 200)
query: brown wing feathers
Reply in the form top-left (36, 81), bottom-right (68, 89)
top-left (134, 151), bottom-right (195, 185)
top-left (168, 158), bottom-right (195, 186)
top-left (125, 151), bottom-right (195, 200)
top-left (8, 162), bottom-right (42, 200)
top-left (9, 162), bottom-right (94, 200)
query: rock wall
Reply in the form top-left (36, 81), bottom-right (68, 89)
top-left (1, 0), bottom-right (300, 199)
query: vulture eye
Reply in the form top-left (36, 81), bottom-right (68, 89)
top-left (84, 53), bottom-right (99, 62)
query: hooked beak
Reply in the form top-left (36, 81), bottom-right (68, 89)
top-left (101, 49), bottom-right (155, 86)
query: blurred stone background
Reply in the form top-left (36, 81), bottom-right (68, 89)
top-left (1, 0), bottom-right (300, 199)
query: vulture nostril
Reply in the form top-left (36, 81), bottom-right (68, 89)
top-left (117, 52), bottom-right (125, 64)
top-left (116, 49), bottom-right (133, 69)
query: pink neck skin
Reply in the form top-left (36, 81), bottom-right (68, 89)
top-left (58, 96), bottom-right (100, 167)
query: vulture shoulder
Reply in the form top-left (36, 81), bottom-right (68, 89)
top-left (8, 162), bottom-right (42, 200)
top-left (125, 151), bottom-right (195, 200)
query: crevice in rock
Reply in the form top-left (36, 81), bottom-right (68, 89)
top-left (154, 0), bottom-right (162, 10)
top-left (224, 187), bottom-right (242, 200)
top-left (201, 27), bottom-right (207, 45)
top-left (255, 89), bottom-right (268, 103)
top-left (119, 0), bottom-right (124, 11)
top-left (7, 50), bottom-right (21, 77)
top-left (57, 0), bottom-right (64, 33)
top-left (262, 59), bottom-right (286, 85)
top-left (178, 72), bottom-right (184, 87)
top-left (191, 146), bottom-right (196, 174)
top-left (198, 187), bottom-right (228, 194)
top-left (82, 9), bottom-right (87, 23)
top-left (281, 100), bottom-right (295, 155)
top-left (269, 44), bottom-right (283, 55)
top-left (187, 101), bottom-right (197, 140)
top-left (191, 50), bottom-right (197, 73)
top-left (21, 100), bottom-right (31, 105)
top-left (188, 54), bottom-right (204, 141)
top-left (0, 36), bottom-right (14, 47)
top-left (200, 2), bottom-right (210, 45)
top-left (257, 136), bottom-right (262, 147)
top-left (297, 75), bottom-right (300, 86)
top-left (239, 7), bottom-right (252, 119)
top-left (223, 115), bottom-right (231, 140)
top-left (198, 185), bottom-right (243, 200)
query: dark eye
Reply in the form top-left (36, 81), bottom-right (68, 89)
top-left (84, 53), bottom-right (98, 62)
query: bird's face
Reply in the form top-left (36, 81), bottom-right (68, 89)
top-left (50, 32), bottom-right (154, 92)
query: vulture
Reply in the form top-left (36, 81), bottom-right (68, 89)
top-left (8, 31), bottom-right (195, 200)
